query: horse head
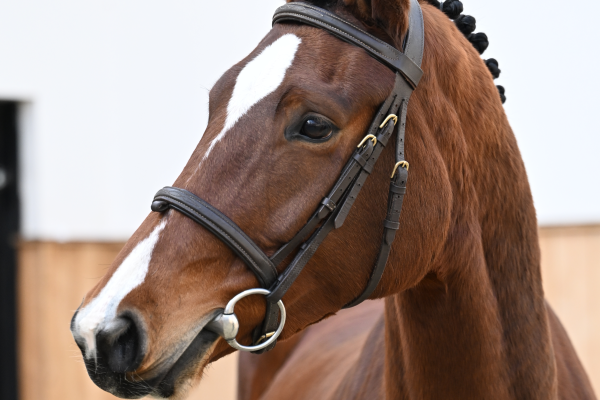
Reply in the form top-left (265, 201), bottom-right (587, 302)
top-left (70, 0), bottom-right (503, 397)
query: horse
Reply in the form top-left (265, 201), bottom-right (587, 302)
top-left (70, 0), bottom-right (597, 398)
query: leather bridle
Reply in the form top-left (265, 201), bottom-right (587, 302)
top-left (150, 0), bottom-right (424, 353)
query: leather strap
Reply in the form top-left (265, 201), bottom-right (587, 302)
top-left (404, 0), bottom-right (425, 68)
top-left (151, 188), bottom-right (278, 288)
top-left (273, 2), bottom-right (423, 88)
top-left (266, 77), bottom-right (404, 304)
top-left (342, 0), bottom-right (424, 305)
top-left (343, 107), bottom-right (410, 308)
top-left (343, 11), bottom-right (421, 305)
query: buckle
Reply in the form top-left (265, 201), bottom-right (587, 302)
top-left (357, 134), bottom-right (377, 148)
top-left (379, 114), bottom-right (398, 129)
top-left (391, 161), bottom-right (410, 178)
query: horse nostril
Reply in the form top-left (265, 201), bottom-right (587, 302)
top-left (96, 316), bottom-right (144, 374)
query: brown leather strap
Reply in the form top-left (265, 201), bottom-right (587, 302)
top-left (151, 187), bottom-right (278, 288)
top-left (343, 133), bottom-right (409, 307)
top-left (343, 167), bottom-right (408, 307)
top-left (342, 0), bottom-right (424, 303)
top-left (273, 2), bottom-right (423, 88)
top-left (343, 82), bottom-right (415, 307)
top-left (404, 0), bottom-right (425, 68)
top-left (265, 74), bottom-right (405, 305)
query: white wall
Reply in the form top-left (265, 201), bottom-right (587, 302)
top-left (0, 0), bottom-right (283, 241)
top-left (0, 0), bottom-right (597, 241)
top-left (466, 0), bottom-right (600, 226)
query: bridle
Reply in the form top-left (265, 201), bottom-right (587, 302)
top-left (152, 0), bottom-right (424, 353)
top-left (150, 0), bottom-right (424, 353)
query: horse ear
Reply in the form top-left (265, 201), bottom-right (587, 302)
top-left (341, 0), bottom-right (410, 43)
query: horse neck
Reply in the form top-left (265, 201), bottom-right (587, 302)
top-left (381, 64), bottom-right (557, 400)
top-left (383, 185), bottom-right (558, 398)
top-left (383, 242), bottom-right (557, 398)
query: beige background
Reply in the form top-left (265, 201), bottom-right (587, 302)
top-left (18, 225), bottom-right (600, 399)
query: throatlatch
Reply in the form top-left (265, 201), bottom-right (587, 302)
top-left (150, 0), bottom-right (424, 353)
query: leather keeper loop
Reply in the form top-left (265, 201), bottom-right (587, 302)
top-left (353, 152), bottom-right (368, 167)
top-left (383, 220), bottom-right (401, 230)
top-left (321, 197), bottom-right (336, 211)
top-left (362, 161), bottom-right (374, 175)
top-left (389, 183), bottom-right (407, 194)
top-left (376, 126), bottom-right (393, 147)
top-left (384, 228), bottom-right (397, 245)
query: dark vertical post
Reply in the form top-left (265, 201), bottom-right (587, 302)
top-left (0, 101), bottom-right (19, 400)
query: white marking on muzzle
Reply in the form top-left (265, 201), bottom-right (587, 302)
top-left (73, 219), bottom-right (167, 359)
top-left (202, 33), bottom-right (301, 162)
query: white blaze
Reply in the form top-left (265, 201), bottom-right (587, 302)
top-left (73, 219), bottom-right (167, 358)
top-left (202, 33), bottom-right (301, 162)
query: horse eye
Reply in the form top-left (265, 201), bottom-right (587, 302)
top-left (300, 118), bottom-right (333, 140)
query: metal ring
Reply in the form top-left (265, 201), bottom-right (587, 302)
top-left (224, 288), bottom-right (286, 352)
top-left (379, 114), bottom-right (398, 129)
top-left (391, 161), bottom-right (410, 178)
top-left (357, 134), bottom-right (377, 148)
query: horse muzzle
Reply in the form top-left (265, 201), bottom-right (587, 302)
top-left (71, 307), bottom-right (220, 399)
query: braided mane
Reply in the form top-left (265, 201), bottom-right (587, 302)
top-left (425, 0), bottom-right (506, 103)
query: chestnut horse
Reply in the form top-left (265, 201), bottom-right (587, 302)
top-left (71, 0), bottom-right (596, 399)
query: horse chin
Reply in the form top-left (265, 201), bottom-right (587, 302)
top-left (149, 329), bottom-right (220, 399)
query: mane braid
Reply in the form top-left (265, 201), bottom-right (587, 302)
top-left (425, 0), bottom-right (506, 103)
top-left (426, 0), bottom-right (463, 19)
top-left (302, 0), bottom-right (339, 9)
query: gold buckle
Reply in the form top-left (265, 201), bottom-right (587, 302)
top-left (391, 161), bottom-right (409, 178)
top-left (379, 114), bottom-right (398, 129)
top-left (357, 134), bottom-right (377, 148)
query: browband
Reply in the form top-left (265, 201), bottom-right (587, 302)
top-left (273, 2), bottom-right (424, 88)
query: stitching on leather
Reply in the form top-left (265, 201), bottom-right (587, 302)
top-left (404, 0), bottom-right (424, 65)
top-left (277, 5), bottom-right (373, 40)
top-left (275, 12), bottom-right (399, 62)
top-left (275, 229), bottom-right (323, 298)
top-left (276, 5), bottom-right (423, 87)
top-left (160, 195), bottom-right (277, 281)
top-left (283, 4), bottom-right (400, 55)
top-left (273, 179), bottom-right (355, 299)
top-left (273, 195), bottom-right (343, 298)
top-left (328, 161), bottom-right (360, 201)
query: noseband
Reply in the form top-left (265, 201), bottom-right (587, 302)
top-left (150, 0), bottom-right (424, 353)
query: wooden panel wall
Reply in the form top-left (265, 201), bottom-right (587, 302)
top-left (18, 226), bottom-right (600, 399)
top-left (17, 241), bottom-right (237, 400)
top-left (18, 241), bottom-right (123, 400)
top-left (539, 225), bottom-right (600, 394)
